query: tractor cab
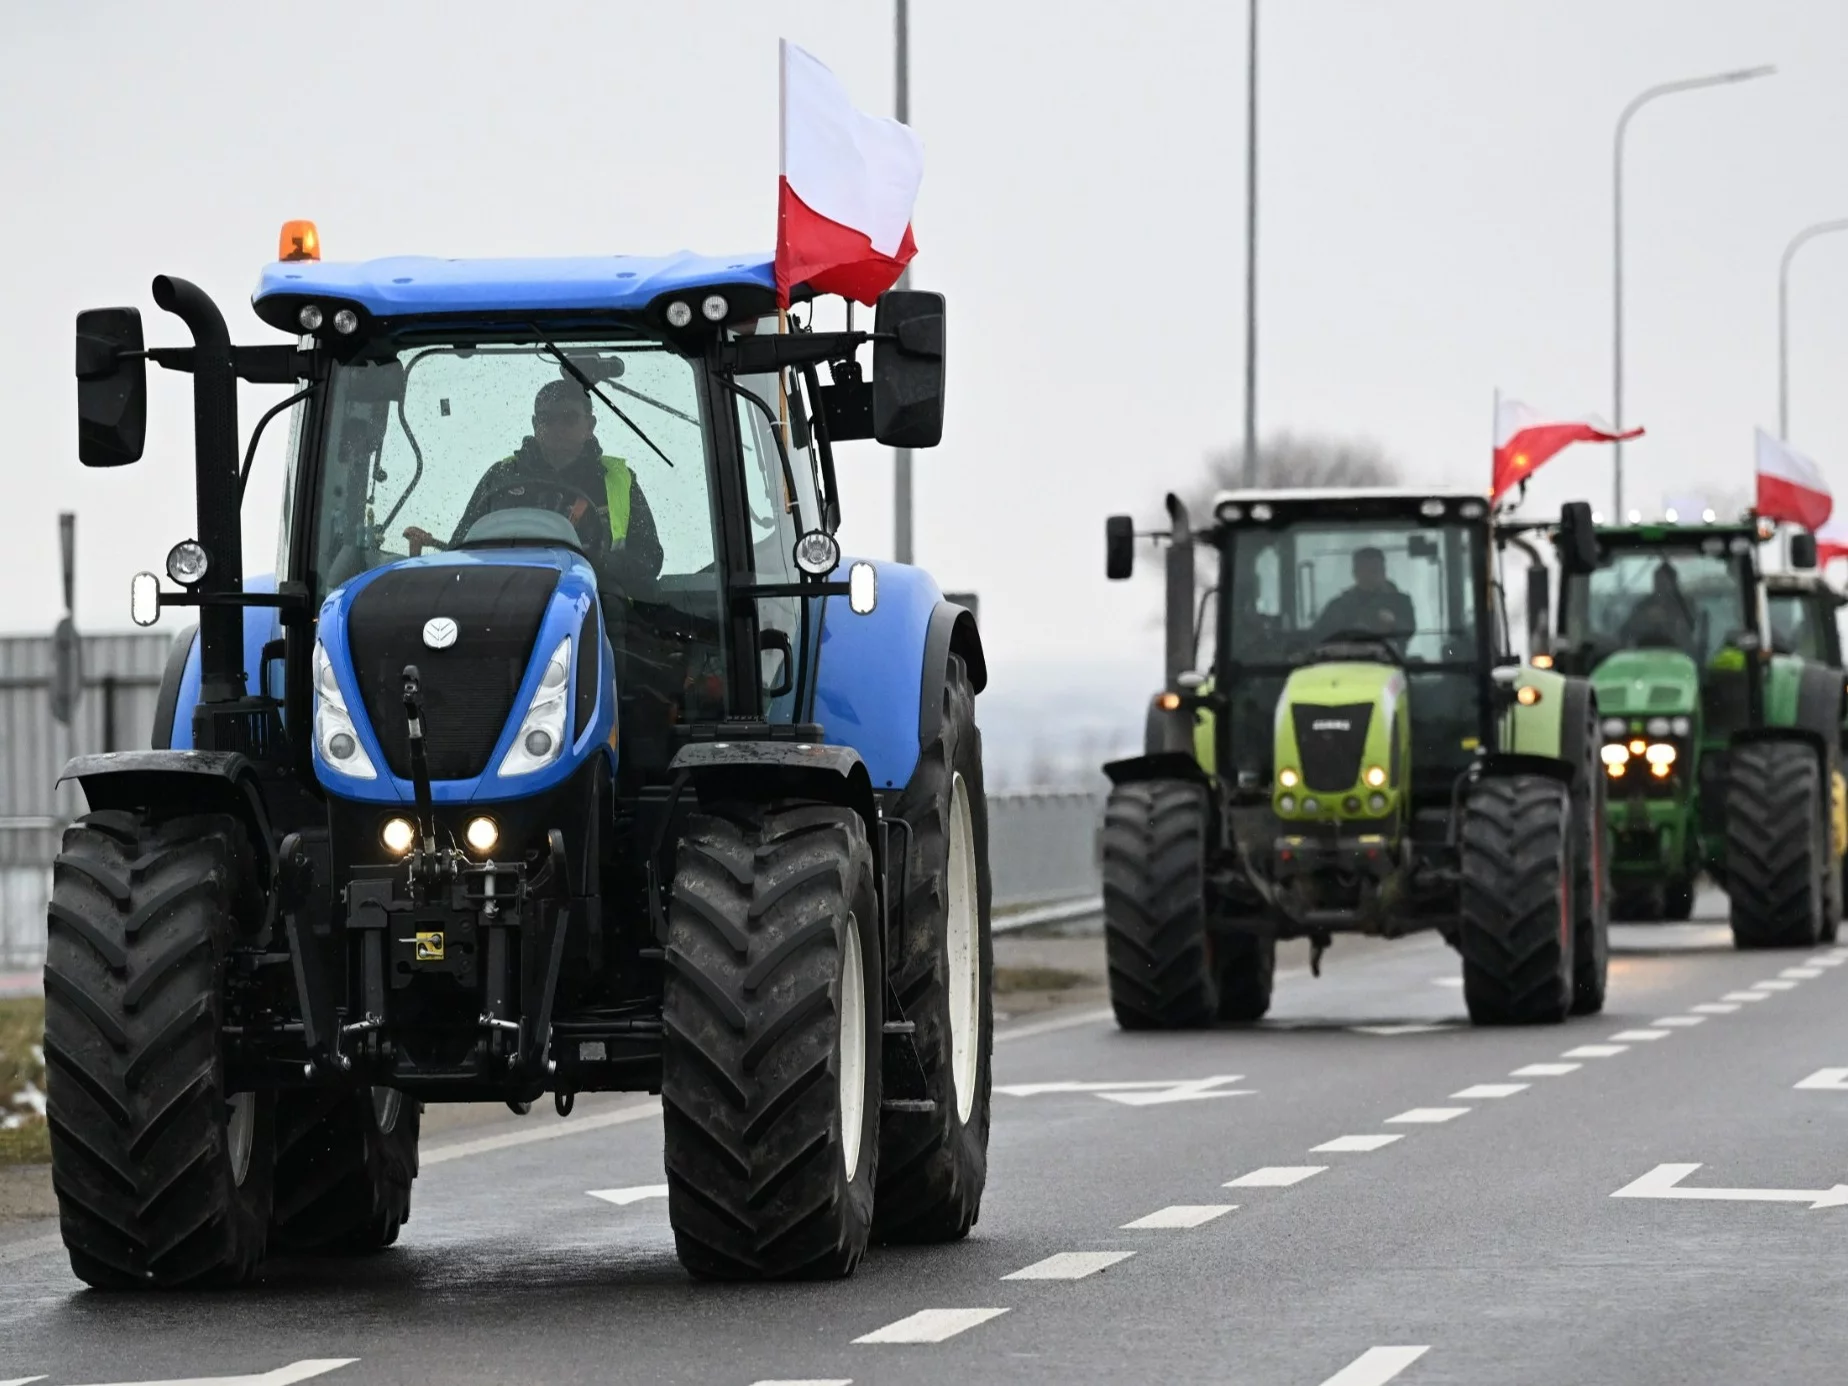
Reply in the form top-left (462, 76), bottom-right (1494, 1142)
top-left (1765, 571), bottom-right (1846, 668)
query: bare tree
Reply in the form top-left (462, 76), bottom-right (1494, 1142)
top-left (1182, 431), bottom-right (1401, 520)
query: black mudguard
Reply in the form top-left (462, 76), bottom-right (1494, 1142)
top-left (919, 602), bottom-right (986, 749)
top-left (59, 749), bottom-right (277, 886)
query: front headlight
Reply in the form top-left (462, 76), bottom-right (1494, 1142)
top-left (313, 642), bottom-right (378, 780)
top-left (498, 637), bottom-right (572, 777)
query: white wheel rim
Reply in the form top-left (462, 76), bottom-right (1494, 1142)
top-left (947, 772), bottom-right (981, 1125)
top-left (372, 1086), bottom-right (402, 1136)
top-left (226, 1093), bottom-right (255, 1188)
top-left (839, 913), bottom-right (867, 1184)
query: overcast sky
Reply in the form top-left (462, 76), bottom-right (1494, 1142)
top-left (5, 0), bottom-right (1847, 694)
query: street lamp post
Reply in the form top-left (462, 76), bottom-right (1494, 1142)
top-left (1611, 64), bottom-right (1775, 518)
top-left (1241, 0), bottom-right (1259, 487)
top-left (1778, 219), bottom-right (1848, 441)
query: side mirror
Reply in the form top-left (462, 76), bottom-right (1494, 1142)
top-left (1106, 515), bottom-right (1134, 580)
top-left (872, 290), bottom-right (945, 448)
top-left (1558, 500), bottom-right (1599, 575)
top-left (75, 307), bottom-right (147, 467)
top-left (1790, 531), bottom-right (1819, 570)
top-left (1525, 564), bottom-right (1551, 651)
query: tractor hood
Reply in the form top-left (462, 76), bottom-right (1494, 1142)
top-left (1590, 648), bottom-right (1700, 717)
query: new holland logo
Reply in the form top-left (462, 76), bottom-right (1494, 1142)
top-left (1311, 719), bottom-right (1352, 732)
top-left (423, 617), bottom-right (458, 650)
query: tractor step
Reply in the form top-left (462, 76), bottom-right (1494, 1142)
top-left (881, 1020), bottom-right (916, 1034)
top-left (881, 1098), bottom-right (936, 1113)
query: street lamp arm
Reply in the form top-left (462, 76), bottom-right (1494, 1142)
top-left (1615, 66), bottom-right (1777, 145)
top-left (1777, 217), bottom-right (1848, 440)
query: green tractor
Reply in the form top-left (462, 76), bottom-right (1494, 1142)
top-left (1101, 489), bottom-right (1611, 1029)
top-left (1546, 520), bottom-right (1846, 947)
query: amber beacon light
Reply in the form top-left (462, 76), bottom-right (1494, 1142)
top-left (279, 220), bottom-right (321, 262)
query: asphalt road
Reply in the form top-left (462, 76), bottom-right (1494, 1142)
top-left (6, 895), bottom-right (1848, 1385)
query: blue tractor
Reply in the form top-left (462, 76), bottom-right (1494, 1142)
top-left (51, 230), bottom-right (990, 1286)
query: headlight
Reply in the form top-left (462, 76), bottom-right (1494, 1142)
top-left (498, 637), bottom-right (572, 777)
top-left (313, 642), bottom-right (378, 780)
top-left (1645, 743), bottom-right (1677, 766)
top-left (1278, 767), bottom-right (1300, 788)
top-left (381, 817), bottom-right (415, 855)
top-left (165, 540), bottom-right (209, 586)
top-left (1601, 744), bottom-right (1629, 766)
top-left (1601, 717), bottom-right (1626, 738)
top-left (1367, 792), bottom-right (1388, 813)
top-left (1645, 717), bottom-right (1670, 738)
top-left (1278, 794), bottom-right (1296, 813)
top-left (1364, 765), bottom-right (1387, 788)
top-left (465, 817), bottom-right (500, 854)
top-left (1671, 716), bottom-right (1692, 736)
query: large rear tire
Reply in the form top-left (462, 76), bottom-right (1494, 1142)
top-left (44, 811), bottom-right (274, 1289)
top-left (661, 802), bottom-right (881, 1280)
top-left (1102, 779), bottom-right (1222, 1029)
top-left (1727, 740), bottom-right (1826, 949)
top-left (270, 1087), bottom-right (420, 1254)
top-left (1457, 776), bottom-right (1574, 1026)
top-left (875, 654), bottom-right (993, 1245)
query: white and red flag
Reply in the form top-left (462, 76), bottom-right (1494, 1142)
top-left (1491, 398), bottom-right (1643, 504)
top-left (1755, 428), bottom-right (1834, 532)
top-left (775, 40), bottom-right (923, 306)
top-left (1815, 515), bottom-right (1848, 565)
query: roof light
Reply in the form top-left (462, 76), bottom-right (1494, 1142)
top-left (1592, 511), bottom-right (1605, 523)
top-left (1702, 508), bottom-right (1717, 523)
top-left (1216, 501), bottom-right (1244, 523)
top-left (1665, 507), bottom-right (1679, 522)
top-left (1249, 502), bottom-right (1273, 521)
top-left (1458, 499), bottom-right (1487, 518)
top-left (1531, 653), bottom-right (1554, 669)
top-left (665, 301), bottom-right (693, 329)
top-left (1420, 499), bottom-right (1446, 518)
top-left (278, 220), bottom-right (321, 262)
top-left (700, 294), bottom-right (730, 322)
top-left (1627, 509), bottom-right (1642, 524)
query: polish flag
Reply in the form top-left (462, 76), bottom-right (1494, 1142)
top-left (1755, 428), bottom-right (1834, 532)
top-left (1491, 399), bottom-right (1643, 504)
top-left (775, 40), bottom-right (923, 307)
top-left (1815, 515), bottom-right (1848, 565)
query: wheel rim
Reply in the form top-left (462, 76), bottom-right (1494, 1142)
top-left (372, 1087), bottom-right (402, 1136)
top-left (946, 772), bottom-right (981, 1125)
top-left (226, 1093), bottom-right (255, 1188)
top-left (839, 913), bottom-right (867, 1184)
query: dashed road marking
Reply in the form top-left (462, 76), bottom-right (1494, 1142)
top-left (1121, 1204), bottom-right (1235, 1229)
top-left (1225, 1165), bottom-right (1327, 1187)
top-left (1690, 1002), bottom-right (1739, 1014)
top-left (1002, 1250), bottom-right (1134, 1280)
top-left (853, 1309), bottom-right (1010, 1344)
top-left (1652, 1016), bottom-right (1707, 1027)
top-left (1723, 992), bottom-right (1771, 1002)
top-left (1451, 1083), bottom-right (1528, 1099)
top-left (57, 1364), bottom-right (359, 1386)
top-left (751, 1380), bottom-right (851, 1386)
top-left (1512, 1062), bottom-right (1581, 1077)
top-left (1312, 1134), bottom-right (1402, 1153)
top-left (1562, 1044), bottom-right (1629, 1058)
top-left (1431, 976), bottom-right (1464, 988)
top-left (1806, 954), bottom-right (1847, 967)
top-left (1751, 980), bottom-right (1800, 992)
top-left (1318, 1345), bottom-right (1431, 1385)
top-left (1795, 1068), bottom-right (1848, 1090)
top-left (1387, 1107), bottom-right (1468, 1124)
top-left (1610, 1029), bottom-right (1669, 1041)
top-left (587, 1184), bottom-right (668, 1206)
top-left (1782, 967), bottom-right (1824, 980)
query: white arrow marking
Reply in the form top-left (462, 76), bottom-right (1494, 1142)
top-left (588, 1184), bottom-right (669, 1206)
top-left (1318, 1346), bottom-right (1431, 1386)
top-left (1350, 1023), bottom-right (1455, 1036)
top-left (0, 1377), bottom-right (48, 1385)
top-left (1795, 1068), bottom-right (1848, 1091)
top-left (995, 1075), bottom-right (1250, 1105)
top-left (65, 1362), bottom-right (357, 1386)
top-left (1612, 1162), bottom-right (1848, 1209)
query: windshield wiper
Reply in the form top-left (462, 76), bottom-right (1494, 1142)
top-left (531, 331), bottom-right (676, 470)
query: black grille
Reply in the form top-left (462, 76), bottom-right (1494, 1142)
top-left (574, 605), bottom-right (599, 742)
top-left (347, 565), bottom-right (559, 780)
top-left (1291, 702), bottom-right (1374, 792)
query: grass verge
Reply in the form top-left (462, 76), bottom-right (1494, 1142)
top-left (0, 997), bottom-right (49, 1165)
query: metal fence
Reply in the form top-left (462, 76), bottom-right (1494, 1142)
top-left (986, 788), bottom-right (1105, 909)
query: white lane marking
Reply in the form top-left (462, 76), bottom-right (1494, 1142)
top-left (1451, 1083), bottom-right (1528, 1099)
top-left (1317, 1345), bottom-right (1431, 1386)
top-left (1512, 1062), bottom-right (1580, 1077)
top-left (64, 1363), bottom-right (359, 1386)
top-left (1806, 954), bottom-right (1847, 967)
top-left (1350, 1023), bottom-right (1456, 1036)
top-left (1002, 1250), bottom-right (1134, 1280)
top-left (1386, 1107), bottom-right (1469, 1124)
top-left (1225, 1165), bottom-right (1327, 1187)
top-left (1722, 992), bottom-right (1770, 1002)
top-left (1430, 976), bottom-right (1464, 988)
top-left (1795, 1068), bottom-right (1848, 1090)
top-left (1611, 1162), bottom-right (1848, 1209)
top-left (1312, 1134), bottom-right (1402, 1153)
top-left (1690, 1003), bottom-right (1740, 1014)
top-left (1751, 980), bottom-right (1800, 992)
top-left (993, 1007), bottom-right (1113, 1044)
top-left (1652, 1016), bottom-right (1707, 1027)
top-left (422, 1100), bottom-right (660, 1166)
top-left (750, 1380), bottom-right (851, 1386)
top-left (853, 1308), bottom-right (1010, 1344)
top-left (1782, 967), bottom-right (1824, 979)
top-left (1610, 1029), bottom-right (1670, 1041)
top-left (0, 1377), bottom-right (48, 1385)
top-left (994, 1075), bottom-right (1251, 1106)
top-left (587, 1184), bottom-right (668, 1206)
top-left (1121, 1204), bottom-right (1235, 1229)
top-left (1562, 1044), bottom-right (1629, 1058)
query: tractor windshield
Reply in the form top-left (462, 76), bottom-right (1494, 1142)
top-left (1767, 589), bottom-right (1838, 663)
top-left (1561, 543), bottom-right (1753, 666)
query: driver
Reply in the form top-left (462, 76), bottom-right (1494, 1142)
top-left (1620, 563), bottom-right (1695, 649)
top-left (1312, 547), bottom-right (1415, 640)
top-left (412, 379), bottom-right (665, 585)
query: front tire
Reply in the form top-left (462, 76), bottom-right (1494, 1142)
top-left (44, 811), bottom-right (274, 1289)
top-left (270, 1088), bottom-right (420, 1254)
top-left (1103, 779), bottom-right (1221, 1029)
top-left (1457, 776), bottom-right (1574, 1025)
top-left (1727, 741), bottom-right (1826, 949)
top-left (661, 802), bottom-right (881, 1280)
top-left (875, 654), bottom-right (994, 1245)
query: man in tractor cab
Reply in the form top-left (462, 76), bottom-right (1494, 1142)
top-left (1619, 562), bottom-right (1696, 652)
top-left (1311, 546), bottom-right (1416, 642)
top-left (408, 379), bottom-right (666, 589)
